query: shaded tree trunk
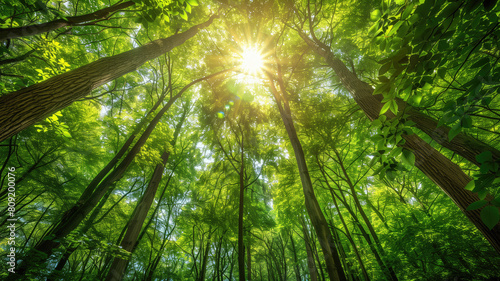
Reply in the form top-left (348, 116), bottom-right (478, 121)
top-left (297, 31), bottom-right (500, 254)
top-left (301, 219), bottom-right (319, 281)
top-left (267, 74), bottom-right (347, 281)
top-left (239, 134), bottom-right (246, 281)
top-left (289, 234), bottom-right (301, 281)
top-left (8, 69), bottom-right (230, 280)
top-left (247, 243), bottom-right (252, 281)
top-left (105, 150), bottom-right (170, 281)
top-left (333, 150), bottom-right (399, 281)
top-left (0, 15), bottom-right (218, 142)
top-left (106, 102), bottom-right (189, 280)
top-left (0, 1), bottom-right (135, 41)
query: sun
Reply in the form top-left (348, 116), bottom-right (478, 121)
top-left (240, 47), bottom-right (264, 75)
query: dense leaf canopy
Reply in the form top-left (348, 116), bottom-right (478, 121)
top-left (1, 0), bottom-right (500, 280)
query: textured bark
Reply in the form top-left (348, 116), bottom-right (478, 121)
top-left (297, 30), bottom-right (500, 168)
top-left (297, 31), bottom-right (500, 254)
top-left (8, 69), bottom-right (230, 280)
top-left (0, 15), bottom-right (217, 142)
top-left (268, 77), bottom-right (346, 281)
top-left (0, 1), bottom-right (135, 41)
top-left (105, 151), bottom-right (169, 281)
top-left (405, 106), bottom-right (500, 167)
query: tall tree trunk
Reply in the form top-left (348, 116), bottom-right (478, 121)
top-left (267, 75), bottom-right (347, 281)
top-left (198, 232), bottom-right (212, 281)
top-left (297, 31), bottom-right (500, 254)
top-left (295, 29), bottom-right (500, 167)
top-left (106, 101), bottom-right (189, 280)
top-left (247, 243), bottom-right (252, 281)
top-left (0, 15), bottom-right (218, 142)
top-left (333, 150), bottom-right (399, 281)
top-left (238, 134), bottom-right (246, 281)
top-left (289, 234), bottom-right (301, 281)
top-left (0, 1), bottom-right (135, 41)
top-left (301, 218), bottom-right (319, 281)
top-left (8, 69), bottom-right (230, 280)
top-left (105, 150), bottom-right (170, 281)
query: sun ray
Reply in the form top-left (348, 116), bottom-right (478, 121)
top-left (240, 46), bottom-right (264, 75)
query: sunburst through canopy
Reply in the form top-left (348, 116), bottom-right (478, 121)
top-left (240, 47), bottom-right (264, 75)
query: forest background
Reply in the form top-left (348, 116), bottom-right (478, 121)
top-left (1, 0), bottom-right (500, 280)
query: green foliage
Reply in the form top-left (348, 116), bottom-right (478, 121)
top-left (2, 0), bottom-right (500, 280)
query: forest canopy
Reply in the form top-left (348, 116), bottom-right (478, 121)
top-left (1, 0), bottom-right (500, 280)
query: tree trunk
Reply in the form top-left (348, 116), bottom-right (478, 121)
top-left (238, 134), bottom-right (246, 281)
top-left (289, 234), bottom-right (301, 281)
top-left (297, 32), bottom-right (500, 254)
top-left (334, 150), bottom-right (399, 281)
top-left (301, 218), bottom-right (319, 281)
top-left (404, 106), bottom-right (500, 167)
top-left (247, 244), bottom-right (252, 281)
top-left (0, 15), bottom-right (217, 142)
top-left (268, 76), bottom-right (347, 281)
top-left (0, 1), bottom-right (135, 41)
top-left (105, 151), bottom-right (170, 281)
top-left (8, 69), bottom-right (230, 280)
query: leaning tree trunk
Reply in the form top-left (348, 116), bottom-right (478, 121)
top-left (105, 151), bottom-right (170, 281)
top-left (297, 31), bottom-right (500, 254)
top-left (301, 218), bottom-right (319, 281)
top-left (0, 15), bottom-right (218, 142)
top-left (105, 102), bottom-right (188, 281)
top-left (295, 30), bottom-right (500, 168)
top-left (7, 69), bottom-right (231, 280)
top-left (268, 76), bottom-right (347, 281)
top-left (0, 1), bottom-right (135, 41)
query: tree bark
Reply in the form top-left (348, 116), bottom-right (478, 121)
top-left (334, 150), bottom-right (399, 281)
top-left (0, 1), bottom-right (135, 41)
top-left (301, 218), bottom-right (319, 281)
top-left (238, 134), bottom-right (246, 281)
top-left (289, 234), bottom-right (301, 281)
top-left (247, 243), bottom-right (252, 281)
top-left (297, 31), bottom-right (500, 254)
top-left (268, 76), bottom-right (347, 281)
top-left (105, 150), bottom-right (170, 281)
top-left (296, 29), bottom-right (500, 168)
top-left (8, 69), bottom-right (230, 280)
top-left (0, 15), bottom-right (218, 142)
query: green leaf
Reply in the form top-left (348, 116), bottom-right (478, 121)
top-left (379, 61), bottom-right (392, 76)
top-left (179, 10), bottom-right (188, 20)
top-left (481, 206), bottom-right (500, 230)
top-left (401, 149), bottom-right (415, 166)
top-left (461, 115), bottom-right (472, 128)
top-left (492, 197), bottom-right (500, 208)
top-left (471, 57), bottom-right (490, 69)
top-left (465, 180), bottom-right (475, 191)
top-left (380, 102), bottom-right (391, 115)
top-left (448, 122), bottom-right (462, 141)
top-left (371, 9), bottom-right (382, 21)
top-left (476, 151), bottom-right (492, 163)
top-left (478, 189), bottom-right (488, 200)
top-left (186, 0), bottom-right (199, 6)
top-left (466, 200), bottom-right (487, 211)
